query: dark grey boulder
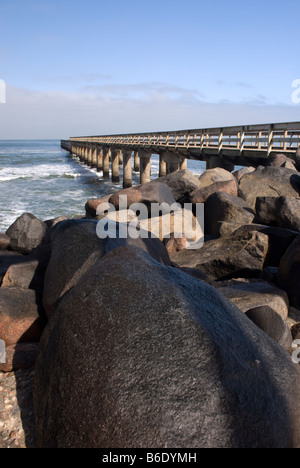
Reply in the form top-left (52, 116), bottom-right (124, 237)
top-left (34, 246), bottom-right (300, 448)
top-left (204, 192), bottom-right (255, 236)
top-left (278, 236), bottom-right (300, 309)
top-left (6, 213), bottom-right (50, 254)
top-left (238, 166), bottom-right (300, 211)
top-left (245, 306), bottom-right (293, 350)
top-left (170, 230), bottom-right (268, 281)
top-left (256, 197), bottom-right (300, 232)
top-left (42, 219), bottom-right (171, 318)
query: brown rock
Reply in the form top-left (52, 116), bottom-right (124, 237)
top-left (191, 179), bottom-right (238, 203)
top-left (109, 181), bottom-right (176, 211)
top-left (153, 169), bottom-right (201, 202)
top-left (164, 233), bottom-right (190, 255)
top-left (0, 288), bottom-right (45, 346)
top-left (238, 166), bottom-right (300, 211)
top-left (170, 230), bottom-right (268, 281)
top-left (232, 167), bottom-right (255, 182)
top-left (85, 195), bottom-right (111, 218)
top-left (198, 167), bottom-right (235, 187)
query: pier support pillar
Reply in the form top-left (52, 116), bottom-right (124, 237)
top-left (161, 151), bottom-right (181, 174)
top-left (103, 148), bottom-right (110, 179)
top-left (97, 148), bottom-right (103, 172)
top-left (134, 151), bottom-right (140, 172)
top-left (159, 154), bottom-right (167, 177)
top-left (180, 157), bottom-right (188, 170)
top-left (206, 155), bottom-right (234, 172)
top-left (85, 147), bottom-right (89, 163)
top-left (139, 149), bottom-right (151, 184)
top-left (123, 149), bottom-right (133, 188)
top-left (111, 148), bottom-right (120, 183)
top-left (118, 151), bottom-right (123, 166)
top-left (88, 147), bottom-right (93, 166)
top-left (92, 147), bottom-right (98, 168)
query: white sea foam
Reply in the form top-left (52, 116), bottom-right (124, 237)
top-left (0, 163), bottom-right (81, 182)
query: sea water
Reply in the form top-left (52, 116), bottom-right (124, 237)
top-left (0, 140), bottom-right (207, 232)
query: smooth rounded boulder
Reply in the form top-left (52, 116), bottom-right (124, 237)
top-left (34, 245), bottom-right (300, 448)
top-left (42, 219), bottom-right (171, 318)
top-left (6, 213), bottom-right (50, 254)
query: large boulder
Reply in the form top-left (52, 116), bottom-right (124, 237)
top-left (256, 197), bottom-right (300, 232)
top-left (85, 195), bottom-right (111, 218)
top-left (109, 181), bottom-right (176, 211)
top-left (6, 213), bottom-right (50, 254)
top-left (198, 167), bottom-right (235, 187)
top-left (170, 230), bottom-right (268, 281)
top-left (42, 219), bottom-right (171, 318)
top-left (204, 192), bottom-right (255, 236)
top-left (230, 224), bottom-right (299, 267)
top-left (191, 179), bottom-right (238, 203)
top-left (278, 236), bottom-right (300, 309)
top-left (238, 166), bottom-right (300, 211)
top-left (232, 167), bottom-right (255, 182)
top-left (153, 169), bottom-right (201, 202)
top-left (214, 279), bottom-right (289, 320)
top-left (0, 288), bottom-right (45, 346)
top-left (34, 245), bottom-right (300, 448)
top-left (267, 153), bottom-right (296, 169)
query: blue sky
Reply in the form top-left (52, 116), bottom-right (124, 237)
top-left (0, 0), bottom-right (299, 138)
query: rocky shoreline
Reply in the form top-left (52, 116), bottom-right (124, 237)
top-left (1, 149), bottom-right (300, 448)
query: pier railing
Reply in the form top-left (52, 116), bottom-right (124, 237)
top-left (62, 121), bottom-right (300, 188)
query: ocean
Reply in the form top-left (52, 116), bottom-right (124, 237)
top-left (0, 140), bottom-right (207, 232)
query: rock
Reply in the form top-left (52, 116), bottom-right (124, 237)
top-left (296, 146), bottom-right (300, 170)
top-left (0, 233), bottom-right (10, 251)
top-left (153, 169), bottom-right (201, 202)
top-left (164, 233), bottom-right (190, 255)
top-left (217, 221), bottom-right (246, 238)
top-left (42, 219), bottom-right (171, 318)
top-left (0, 251), bottom-right (24, 284)
top-left (245, 306), bottom-right (293, 350)
top-left (282, 160), bottom-right (297, 171)
top-left (238, 166), bottom-right (300, 211)
top-left (204, 192), bottom-right (255, 236)
top-left (170, 230), bottom-right (268, 281)
top-left (96, 209), bottom-right (138, 224)
top-left (177, 266), bottom-right (210, 282)
top-left (0, 288), bottom-right (45, 346)
top-left (109, 181), bottom-right (176, 211)
top-left (214, 279), bottom-right (289, 320)
top-left (198, 167), bottom-right (235, 187)
top-left (0, 342), bottom-right (39, 373)
top-left (289, 307), bottom-right (300, 324)
top-left (44, 216), bottom-right (68, 229)
top-left (85, 195), bottom-right (111, 218)
top-left (257, 197), bottom-right (300, 232)
top-left (278, 236), bottom-right (300, 309)
top-left (231, 224), bottom-right (298, 267)
top-left (6, 213), bottom-right (50, 254)
top-left (34, 245), bottom-right (300, 448)
top-left (191, 179), bottom-right (238, 203)
top-left (232, 167), bottom-right (255, 182)
top-left (267, 153), bottom-right (296, 168)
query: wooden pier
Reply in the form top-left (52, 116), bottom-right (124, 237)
top-left (61, 121), bottom-right (300, 188)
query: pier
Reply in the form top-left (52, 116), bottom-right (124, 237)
top-left (61, 121), bottom-right (300, 188)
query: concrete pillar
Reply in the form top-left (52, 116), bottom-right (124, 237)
top-left (180, 158), bottom-right (188, 170)
top-left (134, 151), bottom-right (140, 172)
top-left (92, 147), bottom-right (98, 168)
top-left (161, 151), bottom-right (180, 174)
top-left (206, 155), bottom-right (234, 172)
top-left (97, 148), bottom-right (103, 172)
top-left (85, 147), bottom-right (89, 163)
top-left (103, 148), bottom-right (110, 179)
top-left (139, 149), bottom-right (151, 184)
top-left (118, 151), bottom-right (123, 166)
top-left (111, 148), bottom-right (120, 183)
top-left (88, 147), bottom-right (93, 166)
top-left (123, 149), bottom-right (133, 188)
top-left (159, 154), bottom-right (167, 177)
